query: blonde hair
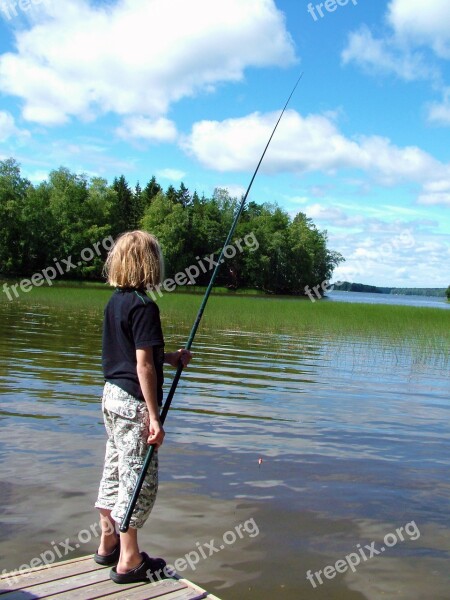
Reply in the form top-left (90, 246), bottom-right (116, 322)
top-left (104, 230), bottom-right (163, 289)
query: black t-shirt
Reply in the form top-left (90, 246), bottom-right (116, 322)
top-left (102, 288), bottom-right (165, 405)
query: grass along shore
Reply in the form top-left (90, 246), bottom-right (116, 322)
top-left (0, 283), bottom-right (448, 359)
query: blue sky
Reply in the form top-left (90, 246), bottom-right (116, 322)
top-left (0, 0), bottom-right (449, 287)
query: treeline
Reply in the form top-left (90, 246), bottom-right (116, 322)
top-left (389, 288), bottom-right (446, 297)
top-left (336, 282), bottom-right (380, 294)
top-left (335, 282), bottom-right (446, 297)
top-left (0, 158), bottom-right (344, 295)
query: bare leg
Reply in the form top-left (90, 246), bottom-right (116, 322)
top-left (117, 527), bottom-right (143, 573)
top-left (98, 509), bottom-right (119, 555)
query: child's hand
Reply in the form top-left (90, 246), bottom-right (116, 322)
top-left (177, 349), bottom-right (192, 367)
top-left (165, 349), bottom-right (193, 368)
top-left (147, 420), bottom-right (165, 447)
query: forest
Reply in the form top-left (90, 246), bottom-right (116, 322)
top-left (336, 282), bottom-right (447, 297)
top-left (0, 158), bottom-right (344, 295)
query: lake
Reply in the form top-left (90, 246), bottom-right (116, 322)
top-left (327, 290), bottom-right (449, 310)
top-left (0, 293), bottom-right (449, 599)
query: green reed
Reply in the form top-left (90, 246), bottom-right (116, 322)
top-left (1, 283), bottom-right (448, 359)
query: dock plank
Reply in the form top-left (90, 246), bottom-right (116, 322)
top-left (0, 578), bottom-right (189, 600)
top-left (3, 566), bottom-right (110, 597)
top-left (0, 556), bottom-right (93, 581)
top-left (43, 578), bottom-right (187, 600)
top-left (0, 560), bottom-right (103, 594)
top-left (99, 588), bottom-right (207, 600)
top-left (175, 579), bottom-right (222, 600)
top-left (0, 557), bottom-right (95, 584)
top-left (0, 556), bottom-right (221, 600)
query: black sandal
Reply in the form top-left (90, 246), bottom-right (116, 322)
top-left (110, 552), bottom-right (167, 584)
top-left (94, 540), bottom-right (120, 566)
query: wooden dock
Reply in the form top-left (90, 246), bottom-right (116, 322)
top-left (0, 555), bottom-right (222, 600)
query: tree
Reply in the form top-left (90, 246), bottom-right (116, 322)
top-left (141, 191), bottom-right (190, 276)
top-left (81, 177), bottom-right (117, 278)
top-left (288, 212), bottom-right (344, 294)
top-left (47, 167), bottom-right (90, 259)
top-left (166, 185), bottom-right (178, 205)
top-left (111, 175), bottom-right (135, 235)
top-left (237, 203), bottom-right (291, 293)
top-left (0, 158), bottom-right (32, 275)
top-left (176, 182), bottom-right (191, 207)
top-left (142, 176), bottom-right (161, 207)
top-left (133, 182), bottom-right (146, 230)
top-left (446, 285), bottom-right (450, 301)
top-left (22, 181), bottom-right (58, 274)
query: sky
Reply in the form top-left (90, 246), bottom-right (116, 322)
top-left (0, 0), bottom-right (449, 288)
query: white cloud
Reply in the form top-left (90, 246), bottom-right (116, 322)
top-left (341, 26), bottom-right (436, 82)
top-left (183, 108), bottom-right (450, 199)
top-left (324, 214), bottom-right (449, 287)
top-left (418, 193), bottom-right (450, 206)
top-left (26, 169), bottom-right (51, 183)
top-left (0, 111), bottom-right (18, 141)
top-left (304, 202), bottom-right (440, 232)
top-left (341, 1), bottom-right (450, 91)
top-left (309, 184), bottom-right (334, 198)
top-left (305, 204), bottom-right (364, 228)
top-left (428, 87), bottom-right (450, 125)
top-left (422, 180), bottom-right (450, 193)
top-left (295, 201), bottom-right (448, 286)
top-left (0, 0), bottom-right (295, 126)
top-left (185, 109), bottom-right (363, 174)
top-left (428, 101), bottom-right (450, 125)
top-left (217, 184), bottom-right (247, 199)
top-left (417, 180), bottom-right (450, 206)
top-left (157, 168), bottom-right (186, 181)
top-left (0, 111), bottom-right (29, 142)
top-left (387, 0), bottom-right (450, 59)
top-left (116, 117), bottom-right (178, 143)
top-left (17, 138), bottom-right (138, 178)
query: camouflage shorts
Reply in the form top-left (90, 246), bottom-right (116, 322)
top-left (95, 382), bottom-right (158, 529)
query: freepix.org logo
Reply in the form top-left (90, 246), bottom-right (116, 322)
top-left (306, 520), bottom-right (421, 588)
top-left (307, 0), bottom-right (358, 22)
top-left (0, 0), bottom-right (52, 21)
top-left (2, 235), bottom-right (114, 301)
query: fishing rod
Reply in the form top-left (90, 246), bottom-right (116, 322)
top-left (120, 73), bottom-right (303, 533)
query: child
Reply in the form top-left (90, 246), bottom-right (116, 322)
top-left (94, 230), bottom-right (192, 584)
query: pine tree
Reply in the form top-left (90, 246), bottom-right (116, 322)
top-left (142, 176), bottom-right (161, 207)
top-left (134, 182), bottom-right (145, 228)
top-left (176, 182), bottom-right (191, 207)
top-left (166, 185), bottom-right (178, 204)
top-left (112, 175), bottom-right (134, 234)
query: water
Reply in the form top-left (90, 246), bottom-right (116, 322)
top-left (327, 291), bottom-right (449, 310)
top-left (0, 300), bottom-right (449, 599)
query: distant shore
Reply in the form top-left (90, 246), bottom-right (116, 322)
top-left (330, 281), bottom-right (447, 297)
